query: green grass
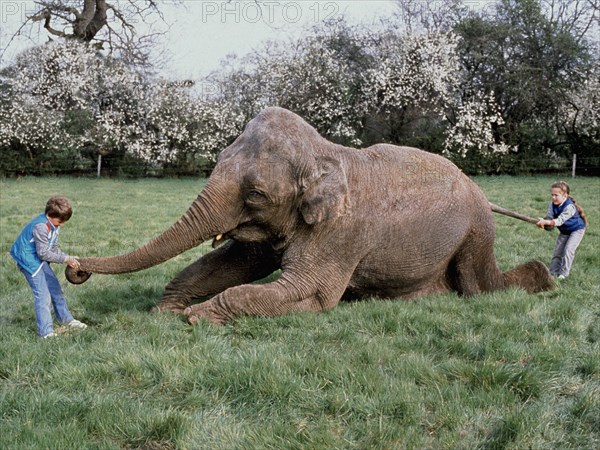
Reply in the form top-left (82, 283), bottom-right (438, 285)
top-left (1, 175), bottom-right (598, 449)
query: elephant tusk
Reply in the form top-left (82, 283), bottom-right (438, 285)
top-left (212, 234), bottom-right (226, 249)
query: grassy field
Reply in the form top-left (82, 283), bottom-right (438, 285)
top-left (1, 175), bottom-right (598, 449)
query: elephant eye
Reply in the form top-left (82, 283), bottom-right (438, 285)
top-left (246, 190), bottom-right (268, 204)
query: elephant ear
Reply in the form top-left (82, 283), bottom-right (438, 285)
top-left (300, 156), bottom-right (350, 225)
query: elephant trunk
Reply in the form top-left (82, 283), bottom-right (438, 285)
top-left (66, 181), bottom-right (240, 284)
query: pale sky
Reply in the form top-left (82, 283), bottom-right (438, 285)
top-left (0, 0), bottom-right (399, 79)
top-left (161, 0), bottom-right (399, 78)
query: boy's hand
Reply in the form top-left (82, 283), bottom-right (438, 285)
top-left (66, 257), bottom-right (80, 270)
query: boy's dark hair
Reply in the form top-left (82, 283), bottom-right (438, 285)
top-left (45, 196), bottom-right (73, 222)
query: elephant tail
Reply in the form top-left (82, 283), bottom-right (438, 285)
top-left (502, 260), bottom-right (555, 293)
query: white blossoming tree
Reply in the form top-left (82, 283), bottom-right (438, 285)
top-left (0, 41), bottom-right (243, 175)
top-left (214, 21), bottom-right (510, 160)
top-left (139, 80), bottom-right (246, 172)
top-left (443, 91), bottom-right (509, 158)
top-left (364, 31), bottom-right (461, 116)
top-left (362, 28), bottom-right (513, 160)
top-left (214, 22), bottom-right (374, 146)
top-left (3, 3), bottom-right (596, 176)
top-left (1, 41), bottom-right (145, 173)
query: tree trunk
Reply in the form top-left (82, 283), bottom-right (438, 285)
top-left (73, 0), bottom-right (108, 42)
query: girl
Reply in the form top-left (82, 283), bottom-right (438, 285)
top-left (537, 181), bottom-right (587, 279)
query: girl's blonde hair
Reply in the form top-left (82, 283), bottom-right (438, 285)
top-left (552, 181), bottom-right (588, 225)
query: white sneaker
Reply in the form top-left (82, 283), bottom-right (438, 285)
top-left (557, 275), bottom-right (566, 280)
top-left (42, 332), bottom-right (57, 339)
top-left (67, 320), bottom-right (88, 330)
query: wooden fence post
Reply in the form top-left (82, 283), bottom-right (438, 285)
top-left (572, 154), bottom-right (576, 178)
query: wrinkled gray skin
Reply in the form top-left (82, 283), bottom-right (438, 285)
top-left (67, 107), bottom-right (554, 324)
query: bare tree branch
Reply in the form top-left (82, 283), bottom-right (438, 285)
top-left (3, 1), bottom-right (180, 67)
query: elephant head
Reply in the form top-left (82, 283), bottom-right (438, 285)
top-left (66, 107), bottom-right (350, 284)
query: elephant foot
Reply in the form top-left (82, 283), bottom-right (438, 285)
top-left (503, 260), bottom-right (555, 293)
top-left (153, 297), bottom-right (194, 315)
top-left (151, 304), bottom-right (186, 315)
top-left (184, 308), bottom-right (197, 324)
top-left (184, 303), bottom-right (227, 326)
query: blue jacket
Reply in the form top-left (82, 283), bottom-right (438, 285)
top-left (551, 198), bottom-right (586, 234)
top-left (10, 213), bottom-right (62, 275)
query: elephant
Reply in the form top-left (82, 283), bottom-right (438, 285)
top-left (66, 107), bottom-right (554, 324)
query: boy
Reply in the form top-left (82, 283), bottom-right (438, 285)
top-left (11, 196), bottom-right (87, 338)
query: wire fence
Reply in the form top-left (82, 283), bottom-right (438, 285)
top-left (1, 156), bottom-right (599, 178)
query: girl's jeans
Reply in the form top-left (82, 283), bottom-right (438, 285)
top-left (550, 229), bottom-right (585, 277)
top-left (19, 262), bottom-right (74, 337)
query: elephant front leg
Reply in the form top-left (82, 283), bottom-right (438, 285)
top-left (184, 263), bottom-right (353, 324)
top-left (154, 240), bottom-right (281, 314)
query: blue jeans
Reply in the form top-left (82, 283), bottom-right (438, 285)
top-left (19, 262), bottom-right (74, 337)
